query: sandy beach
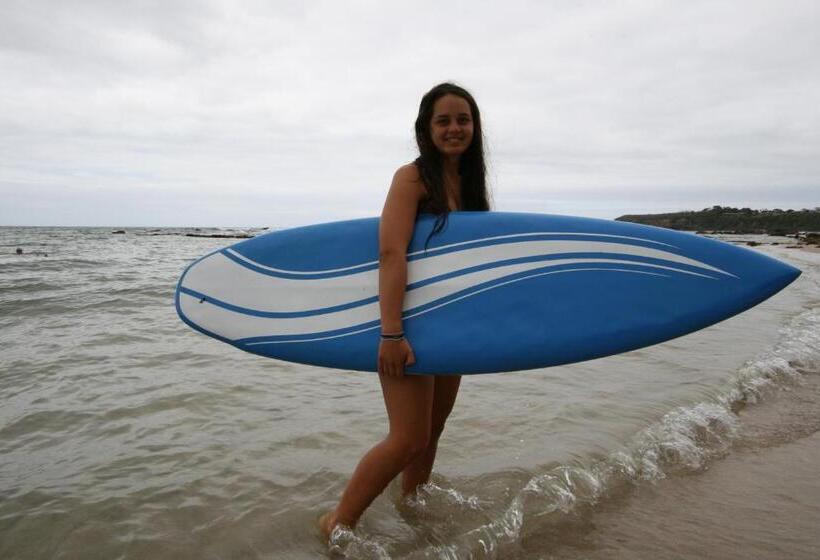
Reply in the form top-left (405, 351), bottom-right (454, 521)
top-left (527, 366), bottom-right (820, 560)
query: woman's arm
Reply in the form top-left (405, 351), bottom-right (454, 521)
top-left (377, 164), bottom-right (425, 376)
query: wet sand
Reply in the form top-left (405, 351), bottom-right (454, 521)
top-left (522, 372), bottom-right (820, 560)
top-left (539, 434), bottom-right (820, 559)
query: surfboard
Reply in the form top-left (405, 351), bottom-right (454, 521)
top-left (175, 212), bottom-right (801, 374)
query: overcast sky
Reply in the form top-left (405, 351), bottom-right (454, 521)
top-left (1, 0), bottom-right (818, 227)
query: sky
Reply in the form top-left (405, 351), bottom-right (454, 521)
top-left (1, 0), bottom-right (818, 227)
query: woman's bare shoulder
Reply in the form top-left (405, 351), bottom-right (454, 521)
top-left (393, 162), bottom-right (421, 181)
top-left (390, 163), bottom-right (426, 198)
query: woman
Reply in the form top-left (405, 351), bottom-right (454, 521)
top-left (319, 82), bottom-right (490, 540)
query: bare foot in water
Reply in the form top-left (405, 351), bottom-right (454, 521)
top-left (318, 510), bottom-right (338, 542)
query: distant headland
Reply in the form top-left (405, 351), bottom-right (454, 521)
top-left (617, 206), bottom-right (820, 244)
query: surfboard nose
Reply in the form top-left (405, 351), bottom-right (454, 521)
top-left (772, 259), bottom-right (801, 289)
top-left (742, 250), bottom-right (801, 304)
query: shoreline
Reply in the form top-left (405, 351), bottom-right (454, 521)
top-left (705, 235), bottom-right (820, 255)
top-left (768, 242), bottom-right (820, 254)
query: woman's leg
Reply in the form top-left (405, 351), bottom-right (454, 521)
top-left (401, 374), bottom-right (462, 495)
top-left (320, 373), bottom-right (435, 536)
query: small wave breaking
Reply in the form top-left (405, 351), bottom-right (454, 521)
top-left (330, 307), bottom-right (820, 559)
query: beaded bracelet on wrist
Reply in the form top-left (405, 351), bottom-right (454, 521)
top-left (380, 332), bottom-right (405, 341)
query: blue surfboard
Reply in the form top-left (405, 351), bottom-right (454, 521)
top-left (175, 212), bottom-right (801, 374)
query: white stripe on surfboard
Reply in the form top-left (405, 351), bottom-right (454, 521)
top-left (179, 257), bottom-right (722, 341)
top-left (242, 267), bottom-right (670, 345)
top-left (183, 239), bottom-right (735, 314)
top-left (222, 231), bottom-right (680, 276)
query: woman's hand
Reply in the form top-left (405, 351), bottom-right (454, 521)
top-left (378, 338), bottom-right (416, 377)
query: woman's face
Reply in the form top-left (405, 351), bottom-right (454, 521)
top-left (429, 94), bottom-right (474, 158)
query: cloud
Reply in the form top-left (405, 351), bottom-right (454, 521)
top-left (1, 0), bottom-right (818, 225)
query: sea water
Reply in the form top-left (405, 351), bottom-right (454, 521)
top-left (1, 227), bottom-right (818, 559)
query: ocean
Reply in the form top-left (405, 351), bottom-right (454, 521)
top-left (1, 226), bottom-right (818, 559)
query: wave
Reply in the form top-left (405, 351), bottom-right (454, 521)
top-left (328, 307), bottom-right (820, 559)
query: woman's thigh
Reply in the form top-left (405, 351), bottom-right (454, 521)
top-left (431, 375), bottom-right (462, 430)
top-left (379, 373), bottom-right (435, 441)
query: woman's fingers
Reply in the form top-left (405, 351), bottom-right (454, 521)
top-left (378, 340), bottom-right (412, 377)
top-left (402, 339), bottom-right (416, 367)
top-left (391, 358), bottom-right (404, 377)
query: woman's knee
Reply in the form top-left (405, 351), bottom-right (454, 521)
top-left (429, 423), bottom-right (446, 444)
top-left (386, 433), bottom-right (431, 463)
top-left (430, 405), bottom-right (455, 441)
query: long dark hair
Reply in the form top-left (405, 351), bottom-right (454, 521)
top-left (414, 82), bottom-right (490, 247)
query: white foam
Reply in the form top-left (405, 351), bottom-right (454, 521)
top-left (333, 303), bottom-right (820, 559)
top-left (328, 523), bottom-right (391, 560)
top-left (410, 304), bottom-right (820, 559)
